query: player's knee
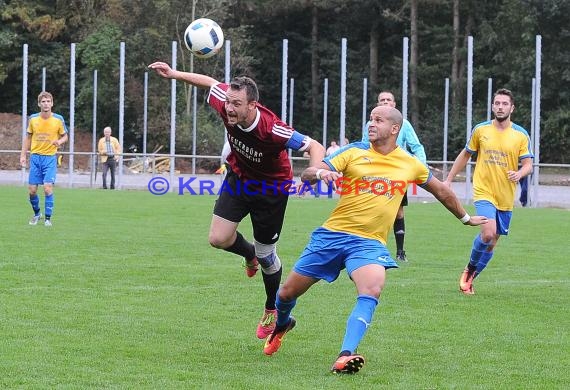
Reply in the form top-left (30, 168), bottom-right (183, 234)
top-left (257, 252), bottom-right (281, 274)
top-left (360, 284), bottom-right (383, 299)
top-left (208, 232), bottom-right (230, 249)
top-left (277, 283), bottom-right (297, 302)
top-left (254, 241), bottom-right (281, 274)
top-left (480, 232), bottom-right (495, 245)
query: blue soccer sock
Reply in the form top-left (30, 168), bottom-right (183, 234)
top-left (45, 193), bottom-right (54, 219)
top-left (29, 194), bottom-right (40, 215)
top-left (340, 295), bottom-right (378, 354)
top-left (469, 234), bottom-right (490, 267)
top-left (475, 251), bottom-right (494, 278)
top-left (275, 292), bottom-right (297, 329)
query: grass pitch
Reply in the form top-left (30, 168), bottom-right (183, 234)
top-left (1, 186), bottom-right (568, 389)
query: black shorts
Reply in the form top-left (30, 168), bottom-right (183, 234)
top-left (400, 191), bottom-right (409, 207)
top-left (213, 170), bottom-right (289, 244)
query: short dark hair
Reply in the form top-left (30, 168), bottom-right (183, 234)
top-left (229, 76), bottom-right (259, 102)
top-left (493, 88), bottom-right (515, 105)
top-left (378, 90), bottom-right (395, 100)
top-left (376, 91), bottom-right (396, 107)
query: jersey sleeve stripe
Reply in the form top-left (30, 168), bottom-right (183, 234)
top-left (324, 160), bottom-right (336, 171)
top-left (272, 124), bottom-right (294, 138)
top-left (296, 136), bottom-right (312, 152)
top-left (53, 113), bottom-right (69, 133)
top-left (512, 123), bottom-right (530, 136)
top-left (419, 171), bottom-right (434, 187)
top-left (209, 84), bottom-right (227, 102)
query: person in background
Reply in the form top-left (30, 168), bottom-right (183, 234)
top-left (20, 91), bottom-right (68, 227)
top-left (325, 140), bottom-right (340, 156)
top-left (98, 126), bottom-right (121, 189)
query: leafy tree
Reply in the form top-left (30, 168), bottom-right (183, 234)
top-left (0, 0), bottom-right (568, 164)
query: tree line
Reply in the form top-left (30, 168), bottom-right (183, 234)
top-left (0, 0), bottom-right (568, 164)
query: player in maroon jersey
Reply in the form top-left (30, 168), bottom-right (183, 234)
top-left (149, 62), bottom-right (325, 338)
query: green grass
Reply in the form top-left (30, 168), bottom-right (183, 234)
top-left (1, 186), bottom-right (568, 389)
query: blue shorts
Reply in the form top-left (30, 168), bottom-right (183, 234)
top-left (474, 200), bottom-right (512, 235)
top-left (293, 227), bottom-right (398, 283)
top-left (29, 154), bottom-right (57, 185)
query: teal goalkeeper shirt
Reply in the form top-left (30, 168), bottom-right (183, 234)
top-left (361, 119), bottom-right (427, 164)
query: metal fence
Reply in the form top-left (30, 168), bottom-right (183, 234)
top-left (2, 149), bottom-right (569, 208)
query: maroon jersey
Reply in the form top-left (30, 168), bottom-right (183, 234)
top-left (208, 83), bottom-right (311, 189)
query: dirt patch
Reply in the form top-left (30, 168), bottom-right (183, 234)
top-left (1, 113), bottom-right (220, 174)
top-left (0, 113), bottom-right (25, 169)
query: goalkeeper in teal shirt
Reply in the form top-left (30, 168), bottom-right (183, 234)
top-left (361, 91), bottom-right (427, 262)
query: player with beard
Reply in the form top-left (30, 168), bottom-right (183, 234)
top-left (148, 61), bottom-right (325, 338)
top-left (444, 88), bottom-right (533, 295)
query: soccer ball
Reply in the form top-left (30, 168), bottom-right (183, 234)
top-left (183, 18), bottom-right (224, 59)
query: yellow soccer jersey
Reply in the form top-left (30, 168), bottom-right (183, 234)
top-left (322, 142), bottom-right (430, 244)
top-left (27, 113), bottom-right (68, 156)
top-left (467, 120), bottom-right (533, 211)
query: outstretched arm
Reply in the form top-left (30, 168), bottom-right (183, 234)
top-left (424, 176), bottom-right (488, 226)
top-left (148, 61), bottom-right (219, 89)
top-left (444, 149), bottom-right (472, 186)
